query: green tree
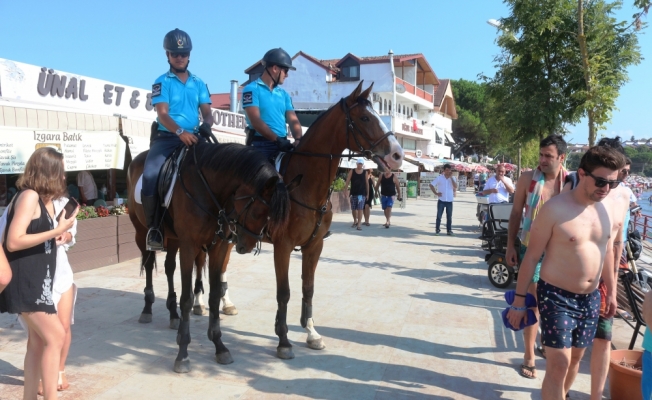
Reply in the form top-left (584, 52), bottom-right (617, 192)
top-left (485, 0), bottom-right (644, 146)
top-left (450, 79), bottom-right (491, 156)
top-left (566, 152), bottom-right (585, 170)
top-left (577, 0), bottom-right (642, 145)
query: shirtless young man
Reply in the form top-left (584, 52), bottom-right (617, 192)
top-left (563, 137), bottom-right (630, 400)
top-left (506, 135), bottom-right (567, 378)
top-left (507, 146), bottom-right (626, 399)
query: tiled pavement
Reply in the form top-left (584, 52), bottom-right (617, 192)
top-left (0, 192), bottom-right (643, 399)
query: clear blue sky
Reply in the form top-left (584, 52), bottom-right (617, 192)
top-left (1, 0), bottom-right (649, 145)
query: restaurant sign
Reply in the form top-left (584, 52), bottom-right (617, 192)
top-left (0, 127), bottom-right (126, 174)
top-left (0, 58), bottom-right (156, 121)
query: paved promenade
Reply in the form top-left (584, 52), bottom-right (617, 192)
top-left (0, 192), bottom-right (643, 399)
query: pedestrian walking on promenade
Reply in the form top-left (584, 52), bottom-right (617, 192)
top-left (375, 170), bottom-right (402, 228)
top-left (506, 135), bottom-right (568, 379)
top-left (563, 137), bottom-right (631, 400)
top-left (345, 159), bottom-right (369, 230)
top-left (0, 148), bottom-right (78, 400)
top-left (429, 164), bottom-right (457, 235)
top-left (507, 145), bottom-right (626, 399)
top-left (363, 170), bottom-right (375, 226)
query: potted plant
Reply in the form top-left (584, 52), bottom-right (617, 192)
top-left (609, 349), bottom-right (643, 400)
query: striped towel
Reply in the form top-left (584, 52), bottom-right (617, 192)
top-left (519, 166), bottom-right (567, 246)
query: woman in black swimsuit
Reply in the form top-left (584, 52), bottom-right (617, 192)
top-left (0, 148), bottom-right (78, 399)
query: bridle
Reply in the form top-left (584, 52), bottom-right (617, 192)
top-left (341, 97), bottom-right (395, 161)
top-left (178, 144), bottom-right (271, 253)
top-left (228, 192), bottom-right (270, 255)
top-left (283, 96), bottom-right (396, 249)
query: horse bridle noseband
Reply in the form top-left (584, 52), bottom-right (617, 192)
top-left (178, 145), bottom-right (271, 253)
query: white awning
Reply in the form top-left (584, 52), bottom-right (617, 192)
top-left (434, 128), bottom-right (443, 142)
top-left (399, 161), bottom-right (419, 173)
top-left (444, 131), bottom-right (455, 144)
top-left (404, 155), bottom-right (447, 172)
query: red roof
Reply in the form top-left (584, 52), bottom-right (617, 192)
top-left (210, 93), bottom-right (240, 111)
top-left (433, 79), bottom-right (450, 107)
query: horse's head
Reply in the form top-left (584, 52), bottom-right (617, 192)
top-left (343, 81), bottom-right (404, 171)
top-left (230, 174), bottom-right (301, 254)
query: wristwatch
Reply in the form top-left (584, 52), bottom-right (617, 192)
top-left (175, 127), bottom-right (184, 136)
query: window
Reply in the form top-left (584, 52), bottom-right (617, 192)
top-left (340, 65), bottom-right (360, 81)
top-left (388, 101), bottom-right (392, 113)
top-left (403, 138), bottom-right (416, 150)
top-left (384, 99), bottom-right (387, 114)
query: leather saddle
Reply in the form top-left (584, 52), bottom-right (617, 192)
top-left (157, 145), bottom-right (188, 208)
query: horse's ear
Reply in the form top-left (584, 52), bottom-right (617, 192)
top-left (360, 82), bottom-right (374, 101)
top-left (286, 174), bottom-right (302, 193)
top-left (346, 81), bottom-right (364, 106)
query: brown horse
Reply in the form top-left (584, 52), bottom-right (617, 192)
top-left (127, 141), bottom-right (300, 372)
top-left (201, 81), bottom-right (404, 366)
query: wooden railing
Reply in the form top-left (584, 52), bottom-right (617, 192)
top-left (396, 78), bottom-right (434, 103)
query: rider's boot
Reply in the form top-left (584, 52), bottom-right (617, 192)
top-left (142, 194), bottom-right (164, 251)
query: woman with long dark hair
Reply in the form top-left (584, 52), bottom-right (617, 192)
top-left (0, 147), bottom-right (78, 399)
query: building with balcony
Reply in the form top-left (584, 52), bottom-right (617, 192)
top-left (235, 51), bottom-right (457, 159)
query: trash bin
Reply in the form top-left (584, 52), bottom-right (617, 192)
top-left (407, 181), bottom-right (418, 198)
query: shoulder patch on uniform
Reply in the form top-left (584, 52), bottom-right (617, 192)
top-left (152, 83), bottom-right (162, 97)
top-left (242, 91), bottom-right (253, 105)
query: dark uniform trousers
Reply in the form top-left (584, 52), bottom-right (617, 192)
top-left (142, 131), bottom-right (185, 198)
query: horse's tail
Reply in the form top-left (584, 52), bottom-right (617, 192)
top-left (267, 181), bottom-right (291, 242)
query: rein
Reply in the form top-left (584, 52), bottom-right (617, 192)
top-left (284, 97), bottom-right (395, 249)
top-left (177, 144), bottom-right (269, 253)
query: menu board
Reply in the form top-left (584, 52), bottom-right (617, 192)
top-left (420, 172), bottom-right (439, 199)
top-left (0, 127), bottom-right (126, 174)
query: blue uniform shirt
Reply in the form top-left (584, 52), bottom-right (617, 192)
top-left (151, 70), bottom-right (211, 133)
top-left (241, 78), bottom-right (293, 138)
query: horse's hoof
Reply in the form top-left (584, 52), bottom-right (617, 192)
top-left (173, 358), bottom-right (190, 373)
top-left (138, 313), bottom-right (152, 323)
top-left (193, 305), bottom-right (207, 316)
top-left (215, 352), bottom-right (234, 365)
top-left (222, 305), bottom-right (238, 316)
top-left (307, 338), bottom-right (326, 350)
top-left (169, 318), bottom-right (180, 330)
top-left (276, 347), bottom-right (295, 360)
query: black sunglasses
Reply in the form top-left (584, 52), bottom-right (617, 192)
top-left (585, 170), bottom-right (620, 189)
top-left (170, 52), bottom-right (190, 59)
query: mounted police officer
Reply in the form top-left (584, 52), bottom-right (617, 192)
top-left (242, 48), bottom-right (303, 161)
top-left (243, 48), bottom-right (334, 240)
top-left (142, 28), bottom-right (213, 251)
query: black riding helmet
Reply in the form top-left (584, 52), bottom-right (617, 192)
top-left (261, 48), bottom-right (296, 70)
top-left (163, 29), bottom-right (192, 52)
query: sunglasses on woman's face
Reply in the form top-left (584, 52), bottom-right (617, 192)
top-left (170, 52), bottom-right (190, 59)
top-left (586, 171), bottom-right (620, 189)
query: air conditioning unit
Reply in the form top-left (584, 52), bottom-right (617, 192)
top-left (415, 149), bottom-right (423, 157)
top-left (372, 93), bottom-right (380, 102)
top-left (414, 104), bottom-right (419, 111)
top-left (429, 152), bottom-right (436, 158)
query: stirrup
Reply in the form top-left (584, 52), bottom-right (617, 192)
top-left (146, 228), bottom-right (164, 251)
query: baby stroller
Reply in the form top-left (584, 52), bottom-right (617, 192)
top-left (478, 203), bottom-right (521, 288)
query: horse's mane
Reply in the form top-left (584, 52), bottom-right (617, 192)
top-left (194, 142), bottom-right (276, 189)
top-left (301, 96), bottom-right (372, 142)
top-left (192, 142), bottom-right (290, 240)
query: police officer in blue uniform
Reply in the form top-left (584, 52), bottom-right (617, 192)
top-left (242, 48), bottom-right (303, 161)
top-left (142, 28), bottom-right (213, 251)
top-left (243, 48), bottom-right (334, 240)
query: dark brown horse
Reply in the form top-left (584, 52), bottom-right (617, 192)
top-left (201, 81), bottom-right (404, 366)
top-left (127, 141), bottom-right (299, 372)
